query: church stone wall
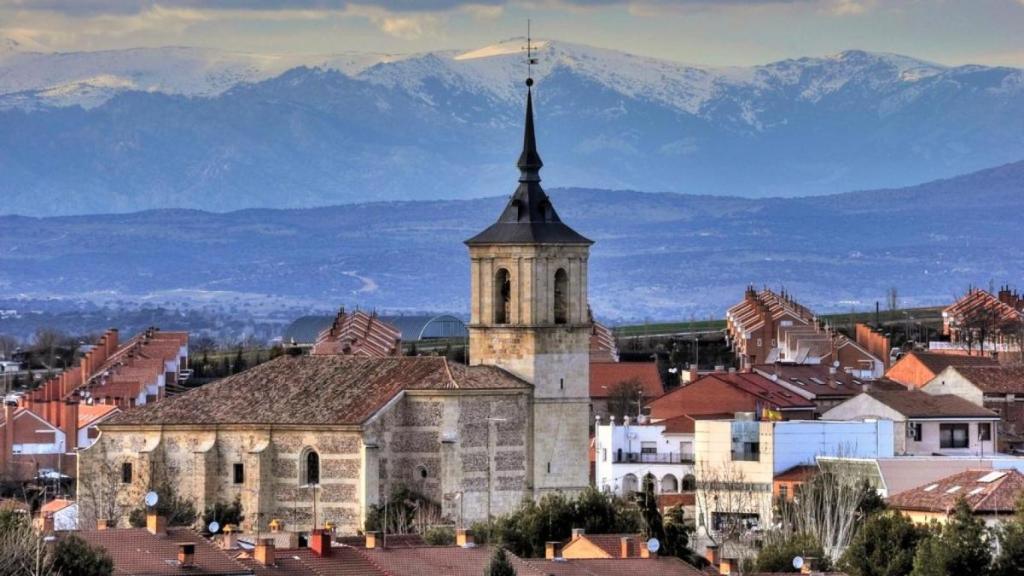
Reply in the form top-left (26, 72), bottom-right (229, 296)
top-left (365, 391), bottom-right (531, 525)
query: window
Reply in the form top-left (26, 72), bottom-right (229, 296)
top-left (908, 422), bottom-right (923, 442)
top-left (121, 462), bottom-right (132, 484)
top-left (602, 448), bottom-right (607, 462)
top-left (233, 463), bottom-right (244, 485)
top-left (303, 450), bottom-right (320, 485)
top-left (494, 269), bottom-right (511, 324)
top-left (757, 338), bottom-right (763, 347)
top-left (641, 441), bottom-right (657, 454)
top-left (979, 423), bottom-right (992, 441)
top-left (553, 268), bottom-right (569, 324)
top-left (416, 465), bottom-right (428, 480)
top-left (682, 474), bottom-right (696, 491)
top-left (940, 424), bottom-right (970, 449)
top-left (779, 484), bottom-right (789, 500)
top-left (661, 474), bottom-right (679, 493)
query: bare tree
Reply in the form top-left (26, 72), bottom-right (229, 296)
top-left (606, 379), bottom-right (644, 421)
top-left (694, 459), bottom-right (766, 572)
top-left (769, 470), bottom-right (869, 563)
top-left (0, 516), bottom-right (57, 576)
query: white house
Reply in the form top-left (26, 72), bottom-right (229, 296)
top-left (594, 415), bottom-right (696, 497)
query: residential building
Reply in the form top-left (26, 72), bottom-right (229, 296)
top-left (0, 328), bottom-right (186, 480)
top-left (888, 469), bottom-right (1024, 526)
top-left (773, 464), bottom-right (816, 502)
top-left (823, 387), bottom-right (1000, 456)
top-left (594, 415), bottom-right (695, 497)
top-left (818, 455), bottom-right (1024, 498)
top-left (693, 418), bottom-right (894, 533)
top-left (590, 321), bottom-right (620, 362)
top-left (885, 351), bottom-right (997, 388)
top-left (923, 364), bottom-right (1024, 451)
top-left (80, 78), bottom-right (595, 534)
top-left (559, 529), bottom-right (653, 559)
top-left (753, 363), bottom-right (888, 414)
top-left (940, 287), bottom-right (1024, 356)
top-left (311, 308), bottom-right (401, 356)
top-left (590, 361), bottom-right (664, 421)
top-left (39, 498), bottom-right (77, 531)
top-left (647, 372), bottom-right (817, 422)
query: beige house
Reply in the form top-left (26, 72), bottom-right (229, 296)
top-left (822, 387), bottom-right (1000, 456)
top-left (924, 365), bottom-right (1024, 451)
top-left (79, 80), bottom-right (594, 534)
top-left (888, 468), bottom-right (1024, 526)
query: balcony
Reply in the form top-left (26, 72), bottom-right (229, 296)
top-left (613, 451), bottom-right (694, 464)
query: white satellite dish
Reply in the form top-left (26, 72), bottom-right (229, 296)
top-left (646, 538), bottom-right (660, 554)
top-left (208, 521), bottom-right (221, 534)
top-left (144, 491), bottom-right (159, 508)
top-left (832, 360), bottom-right (840, 368)
top-left (793, 556), bottom-right (804, 570)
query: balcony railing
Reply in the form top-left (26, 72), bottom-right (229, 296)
top-left (613, 452), bottom-right (694, 464)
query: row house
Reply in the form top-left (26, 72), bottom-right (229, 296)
top-left (0, 328), bottom-right (187, 480)
top-left (924, 365), bottom-right (1024, 451)
top-left (940, 287), bottom-right (1024, 356)
top-left (311, 308), bottom-right (401, 357)
top-left (822, 386), bottom-right (1000, 456)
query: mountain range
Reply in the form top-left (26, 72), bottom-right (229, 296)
top-left (2, 39), bottom-right (1024, 215)
top-left (1, 159), bottom-right (1021, 323)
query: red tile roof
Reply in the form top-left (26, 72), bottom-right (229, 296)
top-left (590, 322), bottom-right (619, 363)
top-left (952, 365), bottom-right (1024, 394)
top-left (358, 544), bottom-right (541, 576)
top-left (237, 546), bottom-right (387, 576)
top-left (312, 309), bottom-right (401, 357)
top-left (753, 364), bottom-right (868, 398)
top-left (78, 404), bottom-right (120, 428)
top-left (40, 499), bottom-right (74, 514)
top-left (562, 534), bottom-right (646, 558)
top-left (899, 352), bottom-right (998, 376)
top-left (105, 355), bottom-right (530, 427)
top-left (774, 465), bottom-right (818, 483)
top-left (332, 534), bottom-right (426, 548)
top-left (73, 528), bottom-right (253, 576)
top-left (590, 362), bottom-right (664, 400)
top-left (888, 469), bottom-right (1024, 514)
top-left (526, 557), bottom-right (705, 576)
top-left (659, 414), bottom-right (696, 434)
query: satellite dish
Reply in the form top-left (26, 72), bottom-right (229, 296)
top-left (646, 538), bottom-right (660, 554)
top-left (144, 491), bottom-right (159, 508)
top-left (833, 360), bottom-right (840, 368)
top-left (793, 556), bottom-right (805, 570)
top-left (208, 521), bottom-right (221, 534)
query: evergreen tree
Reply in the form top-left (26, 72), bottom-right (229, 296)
top-left (755, 532), bottom-right (831, 573)
top-left (911, 499), bottom-right (991, 576)
top-left (840, 511), bottom-right (924, 576)
top-left (484, 547), bottom-right (516, 576)
top-left (635, 475), bottom-right (666, 543)
top-left (52, 534), bottom-right (114, 576)
top-left (992, 497), bottom-right (1024, 576)
top-left (663, 505), bottom-right (698, 563)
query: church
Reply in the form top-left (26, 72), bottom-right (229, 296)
top-left (78, 77), bottom-right (595, 534)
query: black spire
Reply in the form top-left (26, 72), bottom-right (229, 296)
top-left (465, 79), bottom-right (592, 246)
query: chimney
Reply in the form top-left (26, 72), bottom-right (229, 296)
top-left (365, 531), bottom-right (380, 549)
top-left (96, 518), bottom-right (109, 530)
top-left (456, 528), bottom-right (474, 548)
top-left (254, 538), bottom-right (276, 567)
top-left (146, 513), bottom-right (167, 537)
top-left (177, 543), bottom-right (196, 568)
top-left (61, 400), bottom-right (79, 454)
top-left (571, 528), bottom-right (585, 540)
top-left (704, 544), bottom-right (720, 567)
top-left (719, 556), bottom-right (737, 575)
top-left (42, 513), bottom-right (55, 533)
top-left (545, 541), bottom-right (563, 560)
top-left (309, 529), bottom-right (331, 557)
top-left (620, 536), bottom-right (632, 558)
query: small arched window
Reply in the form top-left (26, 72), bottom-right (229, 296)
top-left (303, 449), bottom-right (320, 486)
top-left (553, 268), bottom-right (569, 325)
top-left (494, 269), bottom-right (511, 324)
top-left (661, 474), bottom-right (679, 493)
top-left (622, 473), bottom-right (639, 495)
top-left (682, 474), bottom-right (697, 491)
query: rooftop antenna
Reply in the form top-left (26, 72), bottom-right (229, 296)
top-left (525, 19), bottom-right (538, 86)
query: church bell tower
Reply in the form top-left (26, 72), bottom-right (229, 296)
top-left (465, 76), bottom-right (593, 495)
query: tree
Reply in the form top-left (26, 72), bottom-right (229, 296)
top-left (636, 475), bottom-right (666, 543)
top-left (606, 378), bottom-right (644, 421)
top-left (911, 499), bottom-right (991, 576)
top-left (773, 471), bottom-right (878, 563)
top-left (992, 496), bottom-right (1024, 576)
top-left (0, 510), bottom-right (56, 576)
top-left (52, 534), bottom-right (114, 576)
top-left (484, 547), bottom-right (516, 576)
top-left (755, 532), bottom-right (831, 573)
top-left (840, 511), bottom-right (924, 576)
top-left (663, 506), bottom-right (698, 564)
top-left (128, 480), bottom-right (197, 528)
top-left (203, 497), bottom-right (244, 534)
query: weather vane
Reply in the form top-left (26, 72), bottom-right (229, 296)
top-left (526, 19), bottom-right (538, 87)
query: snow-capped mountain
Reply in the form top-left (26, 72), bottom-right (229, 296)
top-left (1, 38), bottom-right (1023, 215)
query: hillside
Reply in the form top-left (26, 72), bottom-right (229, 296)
top-left (1, 160), bottom-right (1021, 323)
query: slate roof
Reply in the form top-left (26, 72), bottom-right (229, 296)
top-left (590, 362), bottom-right (664, 400)
top-left (953, 365), bottom-right (1024, 394)
top-left (466, 87), bottom-right (591, 246)
top-left (862, 387), bottom-right (999, 419)
top-left (105, 355), bottom-right (530, 427)
top-left (888, 469), bottom-right (1024, 514)
top-left (74, 528), bottom-right (253, 576)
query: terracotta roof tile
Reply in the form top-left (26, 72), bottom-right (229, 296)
top-left (906, 352), bottom-right (999, 375)
top-left (312, 310), bottom-right (401, 357)
top-left (774, 465), bottom-right (818, 482)
top-left (73, 527), bottom-right (253, 576)
top-left (590, 362), bottom-right (664, 400)
top-left (78, 404), bottom-right (120, 428)
top-left (888, 469), bottom-right (1024, 514)
top-left (237, 546), bottom-right (387, 576)
top-left (40, 499), bottom-right (74, 514)
top-left (526, 557), bottom-right (705, 576)
top-left (357, 545), bottom-right (544, 576)
top-left (105, 356), bottom-right (529, 427)
top-left (563, 534), bottom-right (646, 558)
top-left (753, 364), bottom-right (869, 398)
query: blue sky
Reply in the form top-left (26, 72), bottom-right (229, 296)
top-left (1, 0), bottom-right (1022, 66)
